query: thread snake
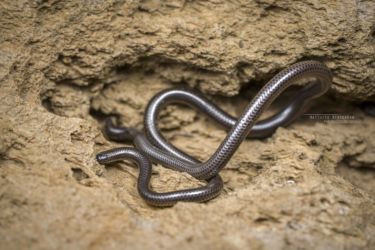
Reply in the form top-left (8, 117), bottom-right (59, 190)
top-left (96, 60), bottom-right (332, 206)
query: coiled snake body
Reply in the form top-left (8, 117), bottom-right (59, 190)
top-left (96, 61), bottom-right (332, 206)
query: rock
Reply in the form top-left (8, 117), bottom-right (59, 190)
top-left (0, 0), bottom-right (374, 249)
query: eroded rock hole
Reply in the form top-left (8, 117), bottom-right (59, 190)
top-left (72, 168), bottom-right (89, 182)
top-left (89, 107), bottom-right (111, 123)
top-left (41, 97), bottom-right (53, 113)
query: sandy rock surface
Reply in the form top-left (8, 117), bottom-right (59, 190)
top-left (0, 0), bottom-right (375, 249)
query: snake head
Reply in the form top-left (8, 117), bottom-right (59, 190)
top-left (104, 117), bottom-right (138, 142)
top-left (96, 151), bottom-right (111, 164)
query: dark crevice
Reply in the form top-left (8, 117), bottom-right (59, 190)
top-left (371, 25), bottom-right (375, 38)
top-left (72, 168), bottom-right (89, 182)
top-left (111, 63), bottom-right (133, 74)
top-left (342, 154), bottom-right (374, 169)
top-left (41, 97), bottom-right (53, 113)
top-left (254, 216), bottom-right (279, 224)
top-left (89, 107), bottom-right (113, 123)
top-left (337, 37), bottom-right (347, 43)
top-left (360, 101), bottom-right (375, 117)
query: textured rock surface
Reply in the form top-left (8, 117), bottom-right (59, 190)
top-left (0, 0), bottom-right (375, 249)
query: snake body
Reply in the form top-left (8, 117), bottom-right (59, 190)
top-left (96, 60), bottom-right (332, 206)
top-left (96, 147), bottom-right (223, 206)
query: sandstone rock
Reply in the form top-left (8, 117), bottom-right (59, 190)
top-left (0, 0), bottom-right (374, 249)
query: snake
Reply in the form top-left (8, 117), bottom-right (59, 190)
top-left (96, 60), bottom-right (332, 206)
top-left (96, 146), bottom-right (223, 207)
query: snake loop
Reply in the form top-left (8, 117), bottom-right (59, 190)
top-left (96, 60), bottom-right (332, 206)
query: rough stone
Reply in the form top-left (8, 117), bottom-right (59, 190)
top-left (0, 0), bottom-right (375, 249)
